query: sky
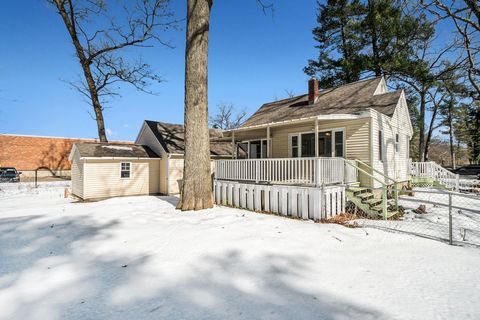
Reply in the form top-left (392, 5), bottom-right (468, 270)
top-left (0, 0), bottom-right (321, 141)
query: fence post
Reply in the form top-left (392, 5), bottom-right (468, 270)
top-left (394, 182), bottom-right (398, 211)
top-left (448, 192), bottom-right (453, 245)
top-left (455, 174), bottom-right (459, 192)
top-left (255, 160), bottom-right (260, 183)
top-left (315, 158), bottom-right (320, 187)
top-left (382, 184), bottom-right (388, 220)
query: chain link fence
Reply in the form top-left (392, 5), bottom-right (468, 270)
top-left (354, 188), bottom-right (480, 247)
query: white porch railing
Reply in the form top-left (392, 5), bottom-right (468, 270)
top-left (410, 161), bottom-right (480, 193)
top-left (214, 157), bottom-right (358, 185)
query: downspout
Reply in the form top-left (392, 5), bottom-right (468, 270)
top-left (166, 154), bottom-right (170, 195)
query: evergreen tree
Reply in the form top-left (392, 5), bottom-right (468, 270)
top-left (305, 0), bottom-right (433, 84)
top-left (304, 0), bottom-right (364, 87)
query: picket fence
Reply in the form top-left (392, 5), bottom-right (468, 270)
top-left (213, 180), bottom-right (346, 221)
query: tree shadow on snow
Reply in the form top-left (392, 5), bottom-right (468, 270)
top-left (0, 212), bottom-right (385, 320)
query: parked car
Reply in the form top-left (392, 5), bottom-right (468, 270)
top-left (453, 165), bottom-right (480, 178)
top-left (0, 167), bottom-right (21, 182)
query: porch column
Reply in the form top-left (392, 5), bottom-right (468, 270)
top-left (314, 118), bottom-right (319, 157)
top-left (266, 126), bottom-right (271, 158)
top-left (231, 131), bottom-right (235, 159)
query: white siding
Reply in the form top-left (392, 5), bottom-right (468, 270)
top-left (135, 122), bottom-right (166, 157)
top-left (83, 159), bottom-right (160, 200)
top-left (70, 149), bottom-right (84, 198)
top-left (370, 97), bottom-right (412, 187)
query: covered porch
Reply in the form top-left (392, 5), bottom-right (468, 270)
top-left (225, 115), bottom-right (366, 160)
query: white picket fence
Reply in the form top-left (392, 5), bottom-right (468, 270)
top-left (214, 157), bottom-right (357, 186)
top-left (213, 180), bottom-right (346, 221)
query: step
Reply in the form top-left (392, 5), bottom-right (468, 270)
top-left (363, 198), bottom-right (382, 206)
top-left (358, 193), bottom-right (374, 200)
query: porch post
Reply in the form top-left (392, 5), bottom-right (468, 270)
top-left (314, 118), bottom-right (319, 157)
top-left (231, 131), bottom-right (235, 159)
top-left (267, 126), bottom-right (271, 158)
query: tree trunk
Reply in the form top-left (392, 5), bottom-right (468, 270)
top-left (54, 0), bottom-right (108, 142)
top-left (177, 0), bottom-right (213, 211)
top-left (418, 90), bottom-right (426, 161)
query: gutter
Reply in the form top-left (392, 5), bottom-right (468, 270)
top-left (80, 157), bottom-right (161, 160)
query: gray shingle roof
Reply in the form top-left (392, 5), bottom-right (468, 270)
top-left (241, 77), bottom-right (402, 128)
top-left (144, 121), bottom-right (232, 156)
top-left (75, 143), bottom-right (160, 158)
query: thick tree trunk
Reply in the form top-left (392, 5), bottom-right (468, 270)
top-left (54, 0), bottom-right (108, 142)
top-left (418, 91), bottom-right (426, 161)
top-left (424, 100), bottom-right (439, 161)
top-left (177, 0), bottom-right (213, 211)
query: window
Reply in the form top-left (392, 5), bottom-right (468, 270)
top-left (301, 133), bottom-right (315, 157)
top-left (378, 130), bottom-right (384, 161)
top-left (406, 135), bottom-right (410, 158)
top-left (290, 129), bottom-right (344, 158)
top-left (290, 135), bottom-right (299, 158)
top-left (121, 162), bottom-right (131, 178)
top-left (334, 131), bottom-right (344, 157)
top-left (395, 134), bottom-right (399, 153)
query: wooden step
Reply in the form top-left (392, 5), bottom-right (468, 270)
top-left (358, 193), bottom-right (374, 201)
top-left (347, 187), bottom-right (369, 195)
top-left (363, 198), bottom-right (382, 206)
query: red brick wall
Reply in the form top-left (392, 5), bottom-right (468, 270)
top-left (0, 135), bottom-right (131, 171)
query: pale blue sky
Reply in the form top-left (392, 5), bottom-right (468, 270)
top-left (0, 1), bottom-right (321, 141)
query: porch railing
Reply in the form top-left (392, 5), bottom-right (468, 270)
top-left (214, 157), bottom-right (358, 186)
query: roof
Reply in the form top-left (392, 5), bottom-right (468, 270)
top-left (241, 77), bottom-right (402, 128)
top-left (144, 121), bottom-right (232, 156)
top-left (74, 143), bottom-right (159, 159)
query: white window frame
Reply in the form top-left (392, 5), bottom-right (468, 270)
top-left (120, 162), bottom-right (131, 179)
top-left (289, 127), bottom-right (345, 158)
top-left (236, 139), bottom-right (271, 159)
top-left (378, 130), bottom-right (385, 162)
top-left (395, 133), bottom-right (399, 153)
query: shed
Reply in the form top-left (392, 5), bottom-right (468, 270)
top-left (69, 143), bottom-right (161, 200)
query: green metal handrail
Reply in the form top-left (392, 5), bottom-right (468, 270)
top-left (342, 159), bottom-right (391, 219)
top-left (354, 159), bottom-right (399, 212)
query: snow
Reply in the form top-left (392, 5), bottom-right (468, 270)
top-left (102, 145), bottom-right (133, 151)
top-left (357, 189), bottom-right (480, 247)
top-left (1, 184), bottom-right (480, 320)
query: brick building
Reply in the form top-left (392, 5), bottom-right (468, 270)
top-left (0, 134), bottom-right (132, 179)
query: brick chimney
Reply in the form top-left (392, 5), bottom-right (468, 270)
top-left (308, 77), bottom-right (318, 104)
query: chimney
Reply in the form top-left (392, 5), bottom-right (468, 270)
top-left (308, 77), bottom-right (318, 104)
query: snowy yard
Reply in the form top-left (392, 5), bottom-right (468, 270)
top-left (1, 183), bottom-right (480, 320)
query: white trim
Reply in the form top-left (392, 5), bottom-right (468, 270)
top-left (288, 127), bottom-right (346, 158)
top-left (80, 157), bottom-right (161, 160)
top-left (120, 162), bottom-right (132, 179)
top-left (229, 113), bottom-right (369, 132)
top-left (236, 139), bottom-right (271, 159)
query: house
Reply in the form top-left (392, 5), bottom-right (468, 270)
top-left (70, 76), bottom-right (413, 216)
top-left (0, 134), bottom-right (132, 179)
top-left (220, 76), bottom-right (412, 187)
top-left (213, 76), bottom-right (413, 220)
top-left (69, 122), bottom-right (232, 200)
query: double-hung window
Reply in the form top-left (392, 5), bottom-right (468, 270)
top-left (395, 134), bottom-right (399, 153)
top-left (378, 130), bottom-right (384, 161)
top-left (121, 162), bottom-right (131, 178)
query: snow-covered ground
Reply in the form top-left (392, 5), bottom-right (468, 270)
top-left (1, 184), bottom-right (480, 320)
top-left (358, 189), bottom-right (480, 247)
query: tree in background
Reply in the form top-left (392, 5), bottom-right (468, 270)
top-left (305, 0), bottom-right (433, 86)
top-left (304, 0), bottom-right (364, 87)
top-left (210, 103), bottom-right (246, 130)
top-left (49, 0), bottom-right (176, 142)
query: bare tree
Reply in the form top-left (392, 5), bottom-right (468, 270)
top-left (209, 103), bottom-right (246, 130)
top-left (422, 0), bottom-right (480, 99)
top-left (48, 0), bottom-right (176, 142)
